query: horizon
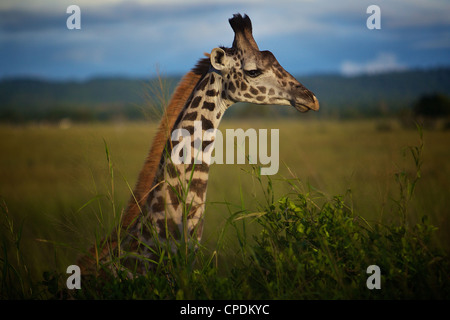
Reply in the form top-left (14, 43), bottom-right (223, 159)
top-left (1, 65), bottom-right (449, 83)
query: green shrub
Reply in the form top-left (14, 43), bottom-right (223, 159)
top-left (235, 190), bottom-right (449, 299)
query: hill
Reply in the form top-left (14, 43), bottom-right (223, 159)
top-left (0, 68), bottom-right (449, 122)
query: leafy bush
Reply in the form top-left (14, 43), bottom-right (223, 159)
top-left (236, 191), bottom-right (449, 299)
top-left (231, 126), bottom-right (449, 299)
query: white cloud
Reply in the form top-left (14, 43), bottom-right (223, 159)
top-left (54, 47), bottom-right (106, 63)
top-left (1, 0), bottom-right (447, 79)
top-left (341, 52), bottom-right (407, 76)
top-left (414, 34), bottom-right (450, 49)
top-left (382, 0), bottom-right (450, 28)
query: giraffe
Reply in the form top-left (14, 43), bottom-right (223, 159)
top-left (78, 13), bottom-right (319, 275)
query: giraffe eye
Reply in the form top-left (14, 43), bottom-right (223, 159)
top-left (244, 69), bottom-right (262, 78)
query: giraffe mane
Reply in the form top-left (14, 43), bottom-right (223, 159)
top-left (122, 56), bottom-right (211, 229)
top-left (78, 57), bottom-right (211, 273)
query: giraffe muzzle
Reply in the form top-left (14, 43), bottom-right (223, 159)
top-left (294, 94), bottom-right (320, 113)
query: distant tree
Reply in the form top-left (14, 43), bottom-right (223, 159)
top-left (413, 93), bottom-right (450, 118)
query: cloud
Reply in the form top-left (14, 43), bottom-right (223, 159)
top-left (0, 0), bottom-right (448, 79)
top-left (0, 9), bottom-right (61, 32)
top-left (413, 33), bottom-right (450, 49)
top-left (341, 52), bottom-right (407, 76)
top-left (382, 0), bottom-right (450, 28)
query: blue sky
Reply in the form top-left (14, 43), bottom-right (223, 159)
top-left (0, 0), bottom-right (449, 79)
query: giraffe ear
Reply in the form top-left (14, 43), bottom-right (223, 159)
top-left (210, 48), bottom-right (227, 71)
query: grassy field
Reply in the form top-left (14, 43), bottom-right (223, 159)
top-left (1, 118), bottom-right (449, 298)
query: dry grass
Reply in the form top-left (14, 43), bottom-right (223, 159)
top-left (1, 119), bottom-right (449, 282)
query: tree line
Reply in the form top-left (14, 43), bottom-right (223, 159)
top-left (0, 68), bottom-right (449, 124)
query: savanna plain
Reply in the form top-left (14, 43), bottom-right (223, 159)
top-left (1, 118), bottom-right (449, 299)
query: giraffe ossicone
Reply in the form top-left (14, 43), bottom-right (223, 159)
top-left (78, 13), bottom-right (319, 275)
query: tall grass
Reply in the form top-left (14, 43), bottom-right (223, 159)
top-left (225, 127), bottom-right (449, 299)
top-left (1, 124), bottom-right (448, 299)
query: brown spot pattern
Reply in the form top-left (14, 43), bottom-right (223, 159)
top-left (166, 163), bottom-right (180, 178)
top-left (151, 196), bottom-right (165, 213)
top-left (206, 89), bottom-right (218, 97)
top-left (202, 101), bottom-right (215, 111)
top-left (168, 184), bottom-right (182, 211)
top-left (201, 115), bottom-right (214, 131)
top-left (156, 218), bottom-right (180, 240)
top-left (190, 96), bottom-right (202, 109)
top-left (184, 112), bottom-right (198, 121)
top-left (189, 178), bottom-right (208, 198)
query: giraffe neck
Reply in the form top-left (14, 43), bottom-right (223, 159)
top-left (130, 68), bottom-right (231, 250)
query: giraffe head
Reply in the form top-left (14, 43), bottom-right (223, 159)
top-left (210, 14), bottom-right (319, 113)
